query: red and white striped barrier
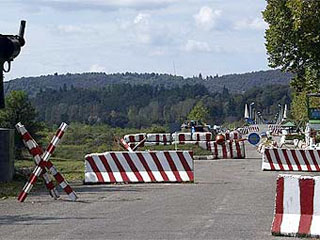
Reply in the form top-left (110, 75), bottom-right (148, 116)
top-left (85, 151), bottom-right (194, 184)
top-left (238, 128), bottom-right (249, 135)
top-left (16, 124), bottom-right (59, 200)
top-left (271, 174), bottom-right (320, 238)
top-left (171, 132), bottom-right (192, 142)
top-left (206, 141), bottom-right (245, 159)
top-left (262, 148), bottom-right (320, 172)
top-left (268, 124), bottom-right (282, 135)
top-left (191, 132), bottom-right (212, 141)
top-left (248, 126), bottom-right (260, 132)
top-left (124, 133), bottom-right (146, 143)
top-left (146, 133), bottom-right (171, 143)
top-left (225, 131), bottom-right (241, 140)
top-left (16, 122), bottom-right (77, 202)
top-left (144, 142), bottom-right (172, 146)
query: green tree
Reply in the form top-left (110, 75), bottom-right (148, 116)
top-left (263, 0), bottom-right (320, 121)
top-left (0, 91), bottom-right (42, 158)
top-left (187, 101), bottom-right (209, 122)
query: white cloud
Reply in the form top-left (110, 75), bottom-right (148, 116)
top-left (234, 17), bottom-right (267, 31)
top-left (184, 40), bottom-right (211, 52)
top-left (89, 64), bottom-right (106, 72)
top-left (56, 25), bottom-right (95, 34)
top-left (194, 6), bottom-right (221, 31)
top-left (134, 13), bottom-right (150, 25)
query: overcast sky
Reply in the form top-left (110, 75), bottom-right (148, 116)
top-left (0, 0), bottom-right (269, 80)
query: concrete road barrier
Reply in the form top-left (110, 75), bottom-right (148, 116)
top-left (205, 140), bottom-right (245, 159)
top-left (262, 148), bottom-right (320, 171)
top-left (271, 174), bottom-right (320, 238)
top-left (85, 151), bottom-right (194, 184)
top-left (124, 133), bottom-right (146, 143)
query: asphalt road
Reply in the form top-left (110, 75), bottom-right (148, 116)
top-left (0, 144), bottom-right (307, 240)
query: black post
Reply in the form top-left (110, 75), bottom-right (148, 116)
top-left (0, 61), bottom-right (4, 109)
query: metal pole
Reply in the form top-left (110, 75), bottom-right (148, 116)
top-left (0, 61), bottom-right (4, 109)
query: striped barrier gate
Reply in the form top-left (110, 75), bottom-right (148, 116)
top-left (262, 148), bottom-right (320, 171)
top-left (124, 133), bottom-right (146, 143)
top-left (85, 151), bottom-right (194, 184)
top-left (271, 174), bottom-right (320, 238)
top-left (206, 140), bottom-right (246, 159)
top-left (225, 130), bottom-right (241, 141)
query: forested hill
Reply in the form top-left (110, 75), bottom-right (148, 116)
top-left (4, 69), bottom-right (292, 97)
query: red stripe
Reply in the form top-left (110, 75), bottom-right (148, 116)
top-left (136, 153), bottom-right (156, 182)
top-left (281, 149), bottom-right (293, 171)
top-left (222, 143), bottom-right (227, 158)
top-left (164, 152), bottom-right (182, 182)
top-left (22, 132), bottom-right (33, 141)
top-left (150, 152), bottom-right (169, 181)
top-left (86, 156), bottom-right (104, 182)
top-left (123, 153), bottom-right (144, 182)
top-left (30, 146), bottom-right (43, 157)
top-left (55, 173), bottom-right (65, 184)
top-left (45, 160), bottom-right (53, 169)
top-left (46, 181), bottom-right (55, 190)
top-left (63, 185), bottom-right (73, 195)
top-left (129, 136), bottom-right (135, 142)
top-left (139, 135), bottom-right (144, 142)
top-left (56, 129), bottom-right (65, 139)
top-left (291, 150), bottom-right (303, 171)
top-left (235, 142), bottom-right (242, 158)
top-left (47, 143), bottom-right (56, 154)
top-left (110, 153), bottom-right (130, 182)
top-left (99, 155), bottom-right (116, 183)
top-left (163, 135), bottom-right (167, 143)
top-left (214, 142), bottom-right (218, 159)
top-left (225, 133), bottom-right (230, 140)
top-left (17, 191), bottom-right (28, 202)
top-left (298, 179), bottom-right (314, 235)
top-left (273, 149), bottom-right (285, 171)
top-left (272, 177), bottom-right (284, 234)
top-left (206, 133), bottom-right (211, 141)
top-left (156, 135), bottom-right (159, 142)
top-left (264, 149), bottom-right (275, 170)
top-left (229, 141), bottom-right (233, 158)
top-left (29, 173), bottom-right (38, 185)
top-left (309, 151), bottom-right (320, 171)
top-left (177, 152), bottom-right (194, 181)
top-left (179, 134), bottom-right (185, 142)
top-left (299, 150), bottom-right (312, 171)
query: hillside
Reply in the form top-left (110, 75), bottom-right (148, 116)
top-left (4, 70), bottom-right (292, 97)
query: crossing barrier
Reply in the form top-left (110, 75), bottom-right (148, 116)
top-left (16, 122), bottom-right (77, 202)
top-left (262, 148), bottom-right (320, 172)
top-left (271, 174), bottom-right (320, 238)
top-left (206, 140), bottom-right (245, 159)
top-left (85, 151), bottom-right (194, 184)
top-left (124, 133), bottom-right (146, 143)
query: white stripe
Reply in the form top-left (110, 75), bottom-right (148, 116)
top-left (142, 152), bottom-right (164, 182)
top-left (156, 152), bottom-right (176, 182)
top-left (269, 149), bottom-right (281, 170)
top-left (130, 153), bottom-right (151, 182)
top-left (68, 192), bottom-right (77, 201)
top-left (310, 177), bottom-right (320, 235)
top-left (24, 183), bottom-right (33, 193)
top-left (313, 150), bottom-right (320, 168)
top-left (182, 151), bottom-right (193, 170)
top-left (305, 150), bottom-right (317, 171)
top-left (93, 155), bottom-right (110, 183)
top-left (105, 153), bottom-right (123, 182)
top-left (116, 153), bottom-right (139, 182)
top-left (295, 150), bottom-right (308, 171)
top-left (287, 150), bottom-right (299, 171)
top-left (59, 181), bottom-right (67, 189)
top-left (51, 136), bottom-right (60, 147)
top-left (42, 152), bottom-right (51, 162)
top-left (170, 152), bottom-right (189, 181)
top-left (277, 149), bottom-right (289, 171)
top-left (280, 176), bottom-right (301, 235)
top-left (85, 172), bottom-right (98, 183)
top-left (49, 166), bottom-right (58, 175)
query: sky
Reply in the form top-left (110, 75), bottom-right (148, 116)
top-left (0, 0), bottom-right (269, 81)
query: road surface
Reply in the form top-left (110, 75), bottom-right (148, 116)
top-left (0, 144), bottom-right (306, 239)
